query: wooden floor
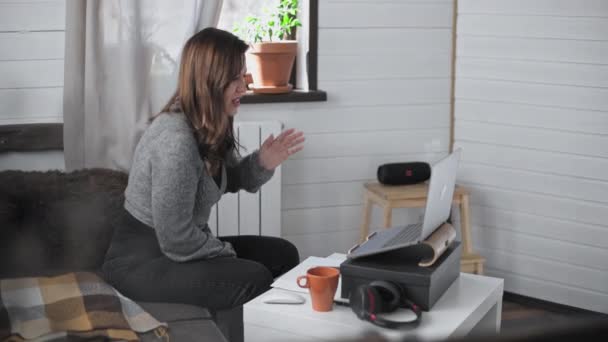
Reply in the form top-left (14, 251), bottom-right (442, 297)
top-left (500, 295), bottom-right (606, 335)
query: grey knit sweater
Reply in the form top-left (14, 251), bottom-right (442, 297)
top-left (124, 112), bottom-right (274, 262)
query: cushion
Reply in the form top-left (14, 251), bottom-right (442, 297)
top-left (137, 303), bottom-right (227, 342)
top-left (140, 320), bottom-right (227, 342)
top-left (137, 302), bottom-right (213, 322)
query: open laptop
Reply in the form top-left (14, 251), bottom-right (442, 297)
top-left (347, 149), bottom-right (461, 260)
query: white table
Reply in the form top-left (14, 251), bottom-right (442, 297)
top-left (244, 257), bottom-right (504, 342)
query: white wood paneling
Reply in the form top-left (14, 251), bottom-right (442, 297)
top-left (0, 32), bottom-right (64, 60)
top-left (455, 141), bottom-right (608, 182)
top-left (283, 206), bottom-right (363, 236)
top-left (459, 0), bottom-right (608, 17)
top-left (282, 205), bottom-right (422, 237)
top-left (457, 58), bottom-right (608, 89)
top-left (283, 181), bottom-right (365, 210)
top-left (455, 121), bottom-right (608, 158)
top-left (458, 162), bottom-right (608, 205)
top-left (284, 229), bottom-right (361, 260)
top-left (471, 205), bottom-right (608, 249)
top-left (283, 152), bottom-right (444, 185)
top-left (321, 79), bottom-right (450, 107)
top-left (472, 225), bottom-right (608, 272)
top-left (0, 1), bottom-right (65, 32)
top-left (484, 267), bottom-right (608, 315)
top-left (327, 0), bottom-right (451, 2)
top-left (455, 1), bottom-right (608, 312)
top-left (320, 1), bottom-right (452, 28)
top-left (320, 54), bottom-right (450, 81)
top-left (241, 104), bottom-right (450, 134)
top-left (0, 88), bottom-right (63, 121)
top-left (457, 36), bottom-right (608, 64)
top-left (0, 0), bottom-right (65, 128)
top-left (292, 129), bottom-right (448, 159)
top-left (477, 247), bottom-right (608, 295)
top-left (463, 183), bottom-right (608, 228)
top-left (459, 15), bottom-right (608, 40)
top-left (456, 101), bottom-right (608, 135)
top-left (456, 79), bottom-right (608, 112)
top-left (319, 28), bottom-right (451, 56)
top-left (0, 60), bottom-right (63, 88)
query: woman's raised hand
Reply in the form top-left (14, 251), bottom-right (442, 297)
top-left (258, 128), bottom-right (305, 170)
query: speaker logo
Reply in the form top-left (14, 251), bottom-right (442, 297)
top-left (405, 169), bottom-right (413, 177)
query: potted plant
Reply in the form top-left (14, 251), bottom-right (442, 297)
top-left (234, 0), bottom-right (301, 94)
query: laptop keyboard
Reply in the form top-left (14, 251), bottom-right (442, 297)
top-left (382, 223), bottom-right (423, 248)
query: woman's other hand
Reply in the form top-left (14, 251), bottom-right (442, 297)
top-left (258, 128), bottom-right (305, 170)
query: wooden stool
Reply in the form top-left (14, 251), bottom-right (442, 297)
top-left (359, 182), bottom-right (485, 274)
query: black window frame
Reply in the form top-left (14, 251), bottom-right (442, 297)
top-left (241, 0), bottom-right (325, 104)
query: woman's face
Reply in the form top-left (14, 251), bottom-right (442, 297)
top-left (224, 66), bottom-right (247, 116)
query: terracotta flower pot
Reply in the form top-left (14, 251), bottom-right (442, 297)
top-left (247, 41), bottom-right (297, 94)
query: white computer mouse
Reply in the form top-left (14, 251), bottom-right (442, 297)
top-left (262, 291), bottom-right (306, 304)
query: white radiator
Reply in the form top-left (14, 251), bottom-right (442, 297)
top-left (209, 121), bottom-right (283, 237)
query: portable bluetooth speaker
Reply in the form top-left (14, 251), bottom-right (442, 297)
top-left (377, 162), bottom-right (430, 185)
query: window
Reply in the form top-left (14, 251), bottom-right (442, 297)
top-left (216, 0), bottom-right (325, 104)
top-left (217, 0), bottom-right (280, 33)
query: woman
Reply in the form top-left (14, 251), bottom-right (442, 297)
top-left (102, 27), bottom-right (304, 311)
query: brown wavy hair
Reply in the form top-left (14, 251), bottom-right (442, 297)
top-left (159, 27), bottom-right (248, 175)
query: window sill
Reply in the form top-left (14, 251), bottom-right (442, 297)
top-left (0, 123), bottom-right (63, 152)
top-left (240, 89), bottom-right (327, 104)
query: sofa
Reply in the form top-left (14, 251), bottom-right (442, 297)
top-left (0, 168), bottom-right (241, 342)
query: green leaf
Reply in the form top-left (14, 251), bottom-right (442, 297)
top-left (235, 0), bottom-right (299, 42)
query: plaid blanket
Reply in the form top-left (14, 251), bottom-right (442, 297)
top-left (0, 272), bottom-right (167, 341)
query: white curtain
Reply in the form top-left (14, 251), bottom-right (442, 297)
top-left (63, 0), bottom-right (223, 171)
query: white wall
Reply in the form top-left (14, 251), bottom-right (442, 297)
top-left (454, 0), bottom-right (608, 313)
top-left (240, 0), bottom-right (453, 258)
top-left (0, 0), bottom-right (65, 170)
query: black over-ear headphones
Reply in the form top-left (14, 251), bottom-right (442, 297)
top-left (349, 280), bottom-right (422, 329)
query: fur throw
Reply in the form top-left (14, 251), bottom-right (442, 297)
top-left (0, 168), bottom-right (128, 278)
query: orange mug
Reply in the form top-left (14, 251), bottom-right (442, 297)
top-left (296, 266), bottom-right (340, 312)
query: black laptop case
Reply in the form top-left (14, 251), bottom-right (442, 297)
top-left (340, 241), bottom-right (461, 311)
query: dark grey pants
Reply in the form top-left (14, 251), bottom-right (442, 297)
top-left (102, 210), bottom-right (299, 311)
